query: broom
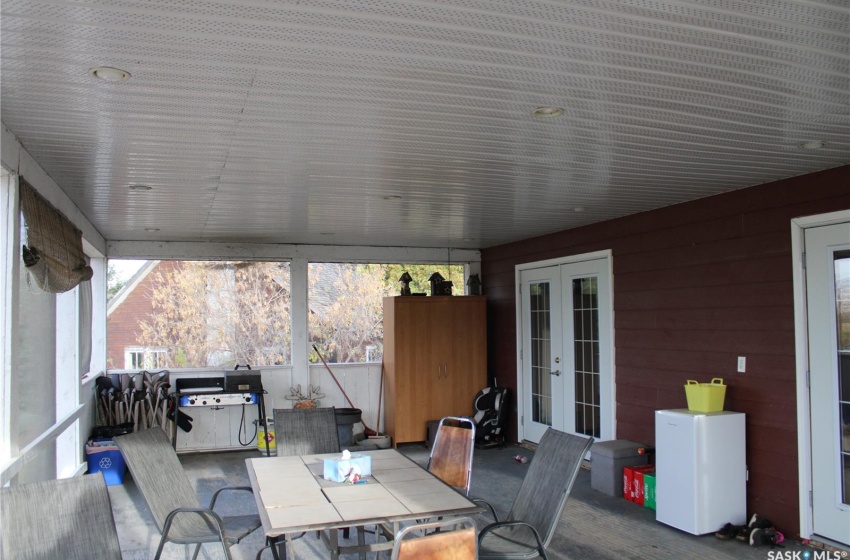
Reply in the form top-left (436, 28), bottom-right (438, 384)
top-left (312, 345), bottom-right (377, 436)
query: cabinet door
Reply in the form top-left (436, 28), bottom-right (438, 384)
top-left (436, 298), bottom-right (486, 418)
top-left (392, 298), bottom-right (448, 442)
top-left (426, 299), bottom-right (456, 421)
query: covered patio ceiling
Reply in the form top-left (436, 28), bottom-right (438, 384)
top-left (1, 0), bottom-right (847, 251)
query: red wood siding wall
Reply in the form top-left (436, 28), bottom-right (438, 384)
top-left (481, 165), bottom-right (850, 537)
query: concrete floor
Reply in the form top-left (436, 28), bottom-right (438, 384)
top-left (108, 442), bottom-right (819, 560)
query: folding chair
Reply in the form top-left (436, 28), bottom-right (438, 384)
top-left (427, 416), bottom-right (476, 495)
top-left (392, 517), bottom-right (477, 560)
top-left (264, 407), bottom-right (351, 557)
top-left (273, 407), bottom-right (340, 456)
top-left (0, 472), bottom-right (123, 560)
top-left (115, 428), bottom-right (261, 560)
top-left (476, 428), bottom-right (593, 560)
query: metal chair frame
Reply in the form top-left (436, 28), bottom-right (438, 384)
top-left (475, 428), bottom-right (594, 560)
top-left (115, 427), bottom-right (261, 560)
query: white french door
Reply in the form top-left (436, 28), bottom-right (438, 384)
top-left (805, 221), bottom-right (850, 546)
top-left (520, 266), bottom-right (564, 443)
top-left (519, 256), bottom-right (613, 443)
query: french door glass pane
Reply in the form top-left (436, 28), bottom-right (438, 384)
top-left (834, 251), bottom-right (850, 503)
top-left (573, 277), bottom-right (600, 438)
top-left (530, 282), bottom-right (552, 426)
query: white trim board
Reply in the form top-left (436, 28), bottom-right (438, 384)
top-left (0, 402), bottom-right (87, 486)
top-left (107, 241), bottom-right (480, 264)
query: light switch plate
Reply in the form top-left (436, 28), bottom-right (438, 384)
top-left (737, 356), bottom-right (746, 373)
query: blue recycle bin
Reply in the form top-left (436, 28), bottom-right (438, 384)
top-left (86, 439), bottom-right (126, 486)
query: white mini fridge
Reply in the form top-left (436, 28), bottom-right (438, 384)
top-left (655, 409), bottom-right (746, 535)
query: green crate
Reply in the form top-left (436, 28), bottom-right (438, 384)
top-left (643, 473), bottom-right (656, 510)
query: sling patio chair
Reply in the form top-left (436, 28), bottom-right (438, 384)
top-left (115, 427), bottom-right (261, 560)
top-left (475, 428), bottom-right (594, 560)
top-left (260, 407), bottom-right (351, 558)
top-left (0, 472), bottom-right (123, 560)
top-left (427, 416), bottom-right (476, 496)
top-left (273, 406), bottom-right (340, 456)
top-left (392, 517), bottom-right (477, 560)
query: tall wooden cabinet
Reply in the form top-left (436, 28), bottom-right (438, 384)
top-left (382, 296), bottom-right (487, 445)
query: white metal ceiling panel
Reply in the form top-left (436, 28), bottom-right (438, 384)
top-left (1, 0), bottom-right (847, 249)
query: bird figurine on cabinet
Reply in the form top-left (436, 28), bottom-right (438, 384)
top-left (428, 272), bottom-right (452, 296)
top-left (399, 271), bottom-right (413, 296)
top-left (467, 274), bottom-right (482, 295)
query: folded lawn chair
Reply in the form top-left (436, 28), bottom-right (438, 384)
top-left (476, 428), bottom-right (593, 560)
top-left (0, 472), bottom-right (122, 560)
top-left (115, 428), bottom-right (261, 560)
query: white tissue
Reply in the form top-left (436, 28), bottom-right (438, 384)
top-left (341, 449), bottom-right (351, 460)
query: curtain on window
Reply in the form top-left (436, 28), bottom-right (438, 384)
top-left (19, 179), bottom-right (93, 293)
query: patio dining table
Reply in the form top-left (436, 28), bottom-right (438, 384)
top-left (246, 448), bottom-right (481, 560)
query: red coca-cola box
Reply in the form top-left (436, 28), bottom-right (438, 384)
top-left (623, 465), bottom-right (655, 504)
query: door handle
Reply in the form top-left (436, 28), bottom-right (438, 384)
top-left (550, 370), bottom-right (561, 376)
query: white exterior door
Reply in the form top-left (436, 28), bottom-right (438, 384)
top-left (520, 266), bottom-right (564, 443)
top-left (519, 256), bottom-right (614, 443)
top-left (805, 221), bottom-right (850, 546)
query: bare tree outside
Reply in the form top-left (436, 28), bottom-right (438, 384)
top-left (137, 261), bottom-right (292, 368)
top-left (309, 263), bottom-right (393, 363)
top-left (308, 263), bottom-right (464, 363)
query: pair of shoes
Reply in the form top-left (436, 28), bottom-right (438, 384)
top-left (737, 514), bottom-right (773, 541)
top-left (748, 514), bottom-right (773, 530)
top-left (715, 522), bottom-right (743, 540)
top-left (750, 527), bottom-right (785, 547)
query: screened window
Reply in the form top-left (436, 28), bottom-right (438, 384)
top-left (308, 263), bottom-right (464, 363)
top-left (107, 260), bottom-right (292, 368)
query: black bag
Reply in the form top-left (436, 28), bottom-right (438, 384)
top-left (90, 422), bottom-right (134, 439)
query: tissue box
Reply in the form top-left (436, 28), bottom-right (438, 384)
top-left (323, 453), bottom-right (372, 482)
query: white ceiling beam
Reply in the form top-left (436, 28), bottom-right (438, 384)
top-left (106, 240), bottom-right (480, 264)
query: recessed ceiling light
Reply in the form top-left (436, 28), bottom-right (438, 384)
top-left (319, 232), bottom-right (334, 236)
top-left (383, 195), bottom-right (402, 200)
top-left (88, 66), bottom-right (131, 82)
top-left (532, 106), bottom-right (564, 118)
top-left (573, 207), bottom-right (585, 212)
top-left (128, 184), bottom-right (152, 191)
top-left (799, 140), bottom-right (826, 150)
top-left (144, 227), bottom-right (160, 232)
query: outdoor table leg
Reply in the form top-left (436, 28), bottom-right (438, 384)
top-left (357, 526), bottom-right (366, 560)
top-left (266, 534), bottom-right (292, 560)
top-left (328, 528), bottom-right (340, 560)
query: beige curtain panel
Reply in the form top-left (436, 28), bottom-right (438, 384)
top-left (20, 179), bottom-right (93, 293)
